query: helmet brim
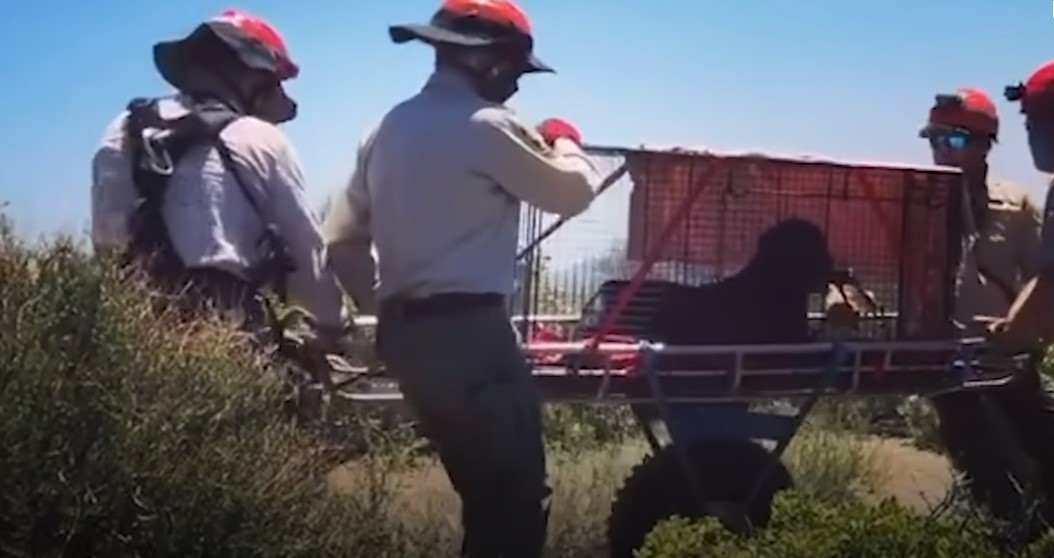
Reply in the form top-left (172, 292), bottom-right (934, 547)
top-left (153, 38), bottom-right (195, 91)
top-left (153, 34), bottom-right (298, 123)
top-left (153, 21), bottom-right (298, 92)
top-left (388, 23), bottom-right (554, 74)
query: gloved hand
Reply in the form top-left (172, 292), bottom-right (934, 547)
top-left (305, 321), bottom-right (357, 358)
top-left (985, 318), bottom-right (1030, 353)
top-left (537, 117), bottom-right (583, 147)
top-left (287, 320), bottom-right (359, 388)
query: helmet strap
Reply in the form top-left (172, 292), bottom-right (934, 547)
top-left (442, 44), bottom-right (527, 103)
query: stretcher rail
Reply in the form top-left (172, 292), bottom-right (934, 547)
top-left (348, 311), bottom-right (902, 328)
top-left (330, 338), bottom-right (1025, 404)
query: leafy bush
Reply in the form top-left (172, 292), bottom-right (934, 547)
top-left (635, 491), bottom-right (1054, 558)
top-left (810, 395), bottom-right (942, 450)
top-left (543, 403), bottom-right (637, 455)
top-left (783, 424), bottom-right (884, 504)
top-left (0, 218), bottom-right (408, 557)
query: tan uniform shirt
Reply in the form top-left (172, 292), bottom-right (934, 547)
top-left (322, 70), bottom-right (600, 310)
top-left (90, 94), bottom-right (349, 328)
top-left (1042, 178), bottom-right (1054, 270)
top-left (954, 179), bottom-right (1044, 337)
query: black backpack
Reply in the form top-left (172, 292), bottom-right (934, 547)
top-left (120, 96), bottom-right (295, 300)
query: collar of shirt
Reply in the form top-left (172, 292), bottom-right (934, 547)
top-left (421, 68), bottom-right (481, 99)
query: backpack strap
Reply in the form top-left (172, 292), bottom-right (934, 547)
top-left (211, 138), bottom-right (297, 301)
top-left (121, 97), bottom-right (192, 281)
top-left (121, 96), bottom-right (296, 301)
top-left (191, 100), bottom-right (297, 300)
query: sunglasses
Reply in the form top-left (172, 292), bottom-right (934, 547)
top-left (924, 127), bottom-right (972, 150)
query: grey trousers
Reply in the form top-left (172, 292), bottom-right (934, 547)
top-left (376, 302), bottom-right (551, 558)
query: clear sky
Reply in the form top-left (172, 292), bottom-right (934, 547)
top-left (0, 0), bottom-right (1051, 242)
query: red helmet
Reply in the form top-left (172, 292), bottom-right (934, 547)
top-left (920, 87), bottom-right (999, 139)
top-left (388, 0), bottom-right (553, 73)
top-left (205, 9), bottom-right (299, 80)
top-left (1006, 61), bottom-right (1054, 117)
top-left (153, 8), bottom-right (300, 92)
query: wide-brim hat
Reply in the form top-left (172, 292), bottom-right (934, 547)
top-left (388, 8), bottom-right (554, 74)
top-left (152, 22), bottom-right (297, 122)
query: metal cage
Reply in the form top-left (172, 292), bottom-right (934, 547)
top-left (514, 145), bottom-right (966, 345)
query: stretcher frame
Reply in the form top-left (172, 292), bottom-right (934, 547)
top-left (310, 143), bottom-right (1035, 557)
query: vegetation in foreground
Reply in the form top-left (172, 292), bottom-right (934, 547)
top-left (2, 214), bottom-right (1050, 557)
top-left (638, 491), bottom-right (1054, 558)
top-left (0, 219), bottom-right (410, 557)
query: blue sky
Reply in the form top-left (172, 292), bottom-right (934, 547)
top-left (0, 0), bottom-right (1051, 241)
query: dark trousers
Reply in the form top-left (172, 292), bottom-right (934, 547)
top-left (377, 297), bottom-right (551, 558)
top-left (932, 362), bottom-right (1054, 513)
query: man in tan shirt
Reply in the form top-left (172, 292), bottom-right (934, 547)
top-left (996, 62), bottom-right (1054, 349)
top-left (322, 1), bottom-right (598, 556)
top-left (918, 87), bottom-right (1054, 520)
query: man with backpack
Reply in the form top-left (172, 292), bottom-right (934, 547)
top-left (322, 1), bottom-right (599, 555)
top-left (90, 9), bottom-right (354, 353)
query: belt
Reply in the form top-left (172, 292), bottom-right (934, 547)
top-left (379, 292), bottom-right (505, 321)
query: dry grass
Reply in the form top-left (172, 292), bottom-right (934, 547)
top-left (328, 444), bottom-right (639, 558)
top-left (326, 418), bottom-right (926, 557)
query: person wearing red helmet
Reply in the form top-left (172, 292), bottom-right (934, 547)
top-left (91, 10), bottom-right (354, 355)
top-left (915, 88), bottom-right (1054, 528)
top-left (153, 8), bottom-right (301, 124)
top-left (918, 88), bottom-right (1043, 334)
top-left (322, 1), bottom-right (599, 555)
top-left (994, 62), bottom-right (1054, 351)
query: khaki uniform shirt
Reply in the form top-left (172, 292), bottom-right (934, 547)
top-left (322, 70), bottom-right (600, 311)
top-left (1042, 179), bottom-right (1054, 270)
top-left (90, 94), bottom-right (349, 328)
top-left (954, 179), bottom-right (1044, 337)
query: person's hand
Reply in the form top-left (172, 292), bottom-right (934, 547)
top-left (306, 321), bottom-right (357, 358)
top-left (537, 118), bottom-right (582, 147)
top-left (985, 317), bottom-right (1035, 354)
top-left (288, 320), bottom-right (360, 387)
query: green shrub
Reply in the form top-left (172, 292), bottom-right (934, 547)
top-left (783, 424), bottom-right (884, 504)
top-left (0, 219), bottom-right (407, 557)
top-left (543, 403), bottom-right (637, 455)
top-left (636, 491), bottom-right (1002, 558)
top-left (810, 395), bottom-right (943, 451)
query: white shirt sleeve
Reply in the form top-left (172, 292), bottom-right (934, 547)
top-left (470, 107), bottom-right (599, 218)
top-left (233, 120), bottom-right (350, 329)
top-left (321, 127), bottom-right (379, 314)
top-left (90, 111), bottom-right (137, 251)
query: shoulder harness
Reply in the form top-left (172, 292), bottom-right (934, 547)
top-left (121, 96), bottom-right (295, 300)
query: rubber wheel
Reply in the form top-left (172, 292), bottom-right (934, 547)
top-left (607, 438), bottom-right (793, 558)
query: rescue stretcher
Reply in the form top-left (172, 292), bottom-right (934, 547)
top-left (329, 330), bottom-right (1016, 404)
top-left (292, 144), bottom-right (1035, 558)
